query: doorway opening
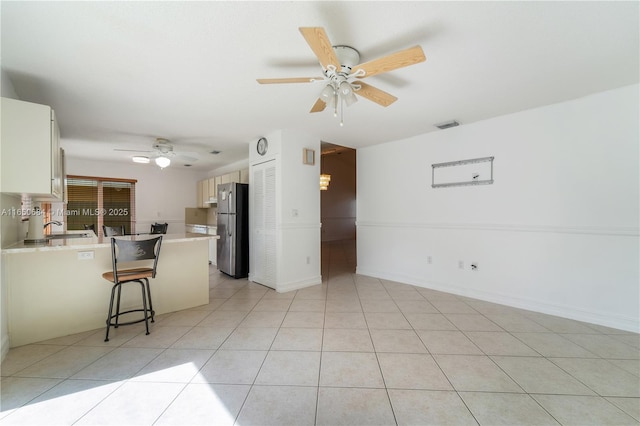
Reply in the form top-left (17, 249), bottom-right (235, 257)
top-left (320, 142), bottom-right (357, 277)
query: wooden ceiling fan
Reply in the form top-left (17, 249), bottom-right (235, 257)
top-left (257, 27), bottom-right (426, 122)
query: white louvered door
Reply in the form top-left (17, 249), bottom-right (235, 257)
top-left (251, 160), bottom-right (277, 288)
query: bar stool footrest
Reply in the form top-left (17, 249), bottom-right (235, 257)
top-left (107, 308), bottom-right (155, 328)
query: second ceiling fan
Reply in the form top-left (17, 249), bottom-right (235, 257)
top-left (257, 27), bottom-right (426, 125)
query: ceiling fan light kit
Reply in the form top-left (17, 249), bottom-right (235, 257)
top-left (257, 27), bottom-right (426, 126)
top-left (132, 156), bottom-right (150, 164)
top-left (155, 156), bottom-right (171, 169)
top-left (118, 137), bottom-right (202, 169)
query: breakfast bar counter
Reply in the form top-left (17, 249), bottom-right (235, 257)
top-left (2, 232), bottom-right (218, 347)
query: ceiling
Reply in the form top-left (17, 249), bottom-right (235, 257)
top-left (2, 1), bottom-right (638, 171)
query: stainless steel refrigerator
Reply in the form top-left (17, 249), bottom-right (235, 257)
top-left (216, 182), bottom-right (249, 278)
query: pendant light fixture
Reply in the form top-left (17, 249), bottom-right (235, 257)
top-left (320, 173), bottom-right (331, 190)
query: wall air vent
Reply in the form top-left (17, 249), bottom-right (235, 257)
top-left (210, 150), bottom-right (221, 155)
top-left (434, 120), bottom-right (460, 130)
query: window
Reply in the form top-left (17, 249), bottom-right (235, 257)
top-left (66, 176), bottom-right (137, 236)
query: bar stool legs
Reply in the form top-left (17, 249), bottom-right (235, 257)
top-left (104, 278), bottom-right (155, 342)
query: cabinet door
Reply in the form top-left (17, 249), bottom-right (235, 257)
top-left (227, 171), bottom-right (241, 183)
top-left (215, 176), bottom-right (222, 197)
top-left (208, 177), bottom-right (217, 199)
top-left (61, 148), bottom-right (67, 203)
top-left (49, 110), bottom-right (63, 200)
top-left (196, 180), bottom-right (204, 207)
top-left (1, 97), bottom-right (62, 200)
top-left (220, 174), bottom-right (230, 185)
top-left (240, 168), bottom-right (249, 184)
top-left (201, 179), bottom-right (209, 207)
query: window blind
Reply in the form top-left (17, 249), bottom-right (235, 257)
top-left (66, 176), bottom-right (136, 237)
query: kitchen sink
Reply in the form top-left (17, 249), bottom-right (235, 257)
top-left (46, 233), bottom-right (92, 239)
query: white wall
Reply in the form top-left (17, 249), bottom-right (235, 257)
top-left (279, 129), bottom-right (322, 289)
top-left (356, 84), bottom-right (639, 332)
top-left (65, 157), bottom-right (204, 233)
top-left (248, 129), bottom-right (322, 291)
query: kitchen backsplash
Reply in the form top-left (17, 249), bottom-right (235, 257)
top-left (185, 207), bottom-right (216, 225)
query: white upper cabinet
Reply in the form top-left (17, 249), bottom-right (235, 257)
top-left (1, 97), bottom-right (63, 200)
top-left (199, 169), bottom-right (248, 206)
top-left (240, 168), bottom-right (249, 184)
top-left (196, 178), bottom-right (211, 208)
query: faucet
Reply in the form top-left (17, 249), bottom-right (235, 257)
top-left (43, 220), bottom-right (62, 230)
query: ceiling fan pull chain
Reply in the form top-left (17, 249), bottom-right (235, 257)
top-left (340, 96), bottom-right (344, 127)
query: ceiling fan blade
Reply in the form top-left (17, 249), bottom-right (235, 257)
top-left (310, 98), bottom-right (327, 113)
top-left (299, 27), bottom-right (340, 70)
top-left (354, 81), bottom-right (398, 107)
top-left (352, 45), bottom-right (426, 78)
top-left (114, 148), bottom-right (153, 152)
top-left (176, 154), bottom-right (199, 163)
top-left (256, 77), bottom-right (324, 84)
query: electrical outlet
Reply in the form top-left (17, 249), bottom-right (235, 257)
top-left (427, 256), bottom-right (432, 264)
top-left (78, 251), bottom-right (94, 260)
top-left (306, 256), bottom-right (310, 265)
top-left (471, 263), bottom-right (478, 270)
top-left (458, 260), bottom-right (464, 269)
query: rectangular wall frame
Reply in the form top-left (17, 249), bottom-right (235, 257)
top-left (432, 156), bottom-right (494, 188)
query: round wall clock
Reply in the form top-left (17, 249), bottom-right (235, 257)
top-left (256, 137), bottom-right (268, 156)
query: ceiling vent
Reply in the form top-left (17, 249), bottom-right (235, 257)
top-left (210, 150), bottom-right (221, 155)
top-left (434, 120), bottom-right (460, 130)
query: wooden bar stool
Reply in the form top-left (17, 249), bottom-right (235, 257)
top-left (102, 236), bottom-right (163, 342)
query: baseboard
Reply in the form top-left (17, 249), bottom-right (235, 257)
top-left (1, 332), bottom-right (9, 363)
top-left (356, 266), bottom-right (640, 333)
top-left (277, 275), bottom-right (322, 293)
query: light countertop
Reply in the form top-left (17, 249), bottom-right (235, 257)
top-left (3, 231), bottom-right (218, 254)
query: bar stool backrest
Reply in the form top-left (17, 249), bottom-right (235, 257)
top-left (150, 223), bottom-right (168, 234)
top-left (111, 236), bottom-right (163, 281)
top-left (103, 225), bottom-right (125, 237)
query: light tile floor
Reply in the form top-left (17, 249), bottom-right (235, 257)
top-left (1, 240), bottom-right (639, 425)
